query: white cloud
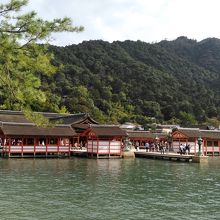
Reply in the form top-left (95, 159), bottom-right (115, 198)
top-left (6, 0), bottom-right (220, 45)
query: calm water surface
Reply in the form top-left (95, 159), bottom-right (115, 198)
top-left (0, 158), bottom-right (220, 220)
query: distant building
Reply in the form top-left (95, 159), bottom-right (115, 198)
top-left (0, 110), bottom-right (126, 158)
top-left (172, 127), bottom-right (220, 156)
top-left (0, 110), bottom-right (98, 158)
top-left (120, 122), bottom-right (136, 130)
top-left (156, 124), bottom-right (180, 134)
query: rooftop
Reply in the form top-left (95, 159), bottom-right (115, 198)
top-left (0, 110), bottom-right (98, 125)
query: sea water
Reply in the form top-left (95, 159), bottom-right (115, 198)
top-left (0, 158), bottom-right (219, 220)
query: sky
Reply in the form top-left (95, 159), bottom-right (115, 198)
top-left (17, 0), bottom-right (220, 46)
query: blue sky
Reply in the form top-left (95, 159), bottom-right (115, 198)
top-left (17, 0), bottom-right (220, 45)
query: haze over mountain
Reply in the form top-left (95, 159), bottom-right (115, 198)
top-left (39, 36), bottom-right (220, 126)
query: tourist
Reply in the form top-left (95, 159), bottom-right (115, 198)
top-left (145, 142), bottom-right (149, 152)
top-left (74, 142), bottom-right (78, 149)
top-left (162, 142), bottom-right (166, 154)
top-left (135, 142), bottom-right (140, 151)
top-left (165, 141), bottom-right (169, 153)
top-left (179, 144), bottom-right (184, 155)
top-left (151, 142), bottom-right (155, 152)
top-left (11, 139), bottom-right (16, 146)
top-left (160, 142), bottom-right (166, 154)
top-left (185, 144), bottom-right (190, 155)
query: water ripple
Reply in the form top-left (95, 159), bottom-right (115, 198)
top-left (0, 158), bottom-right (220, 219)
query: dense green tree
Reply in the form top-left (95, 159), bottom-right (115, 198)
top-left (43, 37), bottom-right (220, 124)
top-left (46, 37), bottom-right (220, 125)
top-left (1, 6), bottom-right (220, 128)
top-left (179, 111), bottom-right (197, 126)
top-left (0, 0), bottom-right (83, 126)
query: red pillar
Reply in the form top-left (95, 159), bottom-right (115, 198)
top-left (57, 137), bottom-right (59, 153)
top-left (58, 137), bottom-right (60, 154)
top-left (120, 137), bottom-right (122, 156)
top-left (9, 137), bottom-right (11, 157)
top-left (97, 138), bottom-right (99, 155)
top-left (21, 137), bottom-right (24, 157)
top-left (46, 137), bottom-right (48, 156)
top-left (109, 138), bottom-right (111, 156)
top-left (219, 140), bottom-right (220, 154)
top-left (194, 138), bottom-right (197, 155)
top-left (68, 137), bottom-right (71, 156)
top-left (34, 137), bottom-right (36, 157)
top-left (212, 141), bottom-right (214, 156)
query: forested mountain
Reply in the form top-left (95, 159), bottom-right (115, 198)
top-left (39, 37), bottom-right (220, 126)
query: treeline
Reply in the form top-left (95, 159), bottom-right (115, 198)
top-left (39, 37), bottom-right (220, 126)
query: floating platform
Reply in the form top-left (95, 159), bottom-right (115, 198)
top-left (135, 151), bottom-right (194, 162)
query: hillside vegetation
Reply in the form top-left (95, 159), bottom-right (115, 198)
top-left (39, 37), bottom-right (220, 126)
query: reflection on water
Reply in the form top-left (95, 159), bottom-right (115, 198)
top-left (0, 158), bottom-right (220, 220)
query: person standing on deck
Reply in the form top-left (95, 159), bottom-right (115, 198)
top-left (145, 142), bottom-right (149, 152)
top-left (179, 144), bottom-right (183, 155)
top-left (160, 142), bottom-right (166, 154)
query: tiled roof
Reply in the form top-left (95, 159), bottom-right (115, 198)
top-left (201, 130), bottom-right (220, 139)
top-left (0, 110), bottom-right (98, 125)
top-left (127, 131), bottom-right (167, 139)
top-left (0, 123), bottom-right (76, 136)
top-left (128, 131), bottom-right (155, 138)
top-left (88, 125), bottom-right (127, 137)
top-left (174, 128), bottom-right (201, 138)
top-left (49, 113), bottom-right (98, 125)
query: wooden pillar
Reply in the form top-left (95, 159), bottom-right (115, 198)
top-left (56, 137), bottom-right (59, 156)
top-left (34, 137), bottom-right (36, 157)
top-left (108, 138), bottom-right (111, 158)
top-left (21, 137), bottom-right (24, 158)
top-left (91, 138), bottom-right (93, 157)
top-left (46, 137), bottom-right (48, 157)
top-left (194, 138), bottom-right (197, 155)
top-left (9, 137), bottom-right (11, 158)
top-left (77, 136), bottom-right (80, 148)
top-left (97, 138), bottom-right (99, 158)
top-left (202, 140), bottom-right (205, 155)
top-left (203, 139), bottom-right (206, 156)
top-left (219, 140), bottom-right (220, 155)
top-left (120, 137), bottom-right (122, 157)
top-left (58, 137), bottom-right (60, 156)
top-left (68, 137), bottom-right (71, 157)
top-left (212, 141), bottom-right (214, 156)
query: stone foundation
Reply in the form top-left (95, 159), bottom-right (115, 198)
top-left (122, 150), bottom-right (135, 158)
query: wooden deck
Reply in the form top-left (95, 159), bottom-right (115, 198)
top-left (70, 149), bottom-right (122, 158)
top-left (135, 151), bottom-right (194, 162)
top-left (71, 149), bottom-right (88, 157)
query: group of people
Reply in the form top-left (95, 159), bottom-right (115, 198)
top-left (133, 140), bottom-right (191, 155)
top-left (147, 141), bottom-right (169, 154)
top-left (0, 138), bottom-right (22, 146)
top-left (179, 143), bottom-right (191, 155)
top-left (135, 141), bottom-right (169, 154)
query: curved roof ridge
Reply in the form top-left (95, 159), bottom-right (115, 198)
top-left (201, 129), bottom-right (220, 132)
top-left (52, 113), bottom-right (87, 119)
top-left (91, 124), bottom-right (120, 127)
top-left (179, 127), bottom-right (200, 130)
top-left (1, 121), bottom-right (73, 127)
top-left (0, 110), bottom-right (71, 116)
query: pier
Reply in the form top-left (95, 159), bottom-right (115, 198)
top-left (71, 149), bottom-right (88, 157)
top-left (135, 151), bottom-right (194, 162)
